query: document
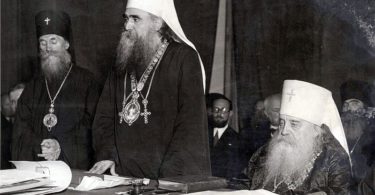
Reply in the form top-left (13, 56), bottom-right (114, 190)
top-left (0, 161), bottom-right (72, 194)
top-left (69, 174), bottom-right (134, 191)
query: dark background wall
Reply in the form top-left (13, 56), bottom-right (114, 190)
top-left (233, 0), bottom-right (375, 129)
top-left (1, 0), bottom-right (218, 93)
top-left (2, 0), bottom-right (374, 131)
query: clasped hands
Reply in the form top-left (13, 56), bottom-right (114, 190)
top-left (37, 138), bottom-right (61, 161)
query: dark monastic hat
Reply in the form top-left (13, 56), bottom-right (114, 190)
top-left (340, 80), bottom-right (372, 106)
top-left (35, 10), bottom-right (71, 42)
top-left (35, 10), bottom-right (75, 62)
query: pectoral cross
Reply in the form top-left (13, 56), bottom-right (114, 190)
top-left (287, 89), bottom-right (296, 102)
top-left (44, 17), bottom-right (50, 25)
top-left (140, 99), bottom-right (151, 124)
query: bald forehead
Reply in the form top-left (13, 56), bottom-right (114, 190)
top-left (269, 96), bottom-right (281, 107)
top-left (265, 94), bottom-right (281, 109)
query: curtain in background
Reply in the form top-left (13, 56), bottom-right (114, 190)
top-left (209, 0), bottom-right (239, 131)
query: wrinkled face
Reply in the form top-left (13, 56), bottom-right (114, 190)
top-left (39, 34), bottom-right (71, 81)
top-left (265, 114), bottom-right (322, 183)
top-left (212, 99), bottom-right (232, 128)
top-left (276, 114), bottom-right (318, 145)
top-left (39, 34), bottom-right (69, 55)
top-left (123, 8), bottom-right (155, 41)
top-left (265, 97), bottom-right (281, 126)
top-left (342, 99), bottom-right (365, 114)
top-left (116, 8), bottom-right (160, 74)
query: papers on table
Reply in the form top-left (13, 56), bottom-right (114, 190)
top-left (0, 161), bottom-right (72, 194)
top-left (69, 175), bottom-right (146, 191)
top-left (189, 189), bottom-right (278, 195)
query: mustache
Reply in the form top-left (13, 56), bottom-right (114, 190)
top-left (273, 134), bottom-right (296, 146)
top-left (39, 50), bottom-right (61, 59)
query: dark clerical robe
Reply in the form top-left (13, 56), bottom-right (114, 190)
top-left (93, 41), bottom-right (211, 179)
top-left (247, 133), bottom-right (351, 195)
top-left (12, 66), bottom-right (101, 170)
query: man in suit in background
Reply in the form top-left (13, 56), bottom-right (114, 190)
top-left (207, 93), bottom-right (242, 179)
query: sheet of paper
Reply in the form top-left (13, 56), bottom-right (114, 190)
top-left (189, 189), bottom-right (278, 195)
top-left (9, 161), bottom-right (72, 194)
top-left (69, 175), bottom-right (133, 191)
top-left (0, 169), bottom-right (47, 186)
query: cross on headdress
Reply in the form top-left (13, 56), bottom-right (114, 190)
top-left (287, 89), bottom-right (296, 102)
top-left (44, 17), bottom-right (50, 25)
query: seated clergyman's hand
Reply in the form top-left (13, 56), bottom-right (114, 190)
top-left (37, 139), bottom-right (61, 161)
top-left (88, 160), bottom-right (118, 176)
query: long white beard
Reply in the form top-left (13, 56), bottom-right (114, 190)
top-left (264, 131), bottom-right (321, 185)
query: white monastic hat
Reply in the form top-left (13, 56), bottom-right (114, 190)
top-left (280, 80), bottom-right (350, 155)
top-left (126, 0), bottom-right (206, 91)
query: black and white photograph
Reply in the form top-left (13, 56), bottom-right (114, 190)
top-left (1, 0), bottom-right (375, 194)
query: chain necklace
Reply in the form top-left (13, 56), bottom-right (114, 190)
top-left (43, 64), bottom-right (73, 131)
top-left (118, 40), bottom-right (169, 126)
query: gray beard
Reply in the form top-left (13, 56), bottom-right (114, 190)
top-left (115, 30), bottom-right (159, 77)
top-left (342, 112), bottom-right (368, 145)
top-left (40, 50), bottom-right (71, 82)
top-left (263, 130), bottom-right (322, 186)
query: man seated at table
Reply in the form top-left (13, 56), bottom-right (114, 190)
top-left (247, 80), bottom-right (352, 194)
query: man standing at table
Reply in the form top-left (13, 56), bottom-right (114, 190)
top-left (12, 10), bottom-right (101, 170)
top-left (89, 0), bottom-right (210, 179)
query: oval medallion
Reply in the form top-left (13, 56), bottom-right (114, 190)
top-left (43, 113), bottom-right (57, 128)
top-left (124, 99), bottom-right (141, 126)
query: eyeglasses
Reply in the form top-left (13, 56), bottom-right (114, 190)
top-left (213, 107), bottom-right (230, 114)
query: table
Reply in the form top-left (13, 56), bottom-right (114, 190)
top-left (59, 170), bottom-right (232, 195)
top-left (61, 170), bottom-right (158, 195)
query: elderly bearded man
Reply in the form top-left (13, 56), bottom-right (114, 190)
top-left (247, 80), bottom-right (352, 195)
top-left (340, 80), bottom-right (375, 193)
top-left (12, 10), bottom-right (101, 170)
top-left (89, 0), bottom-right (210, 179)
